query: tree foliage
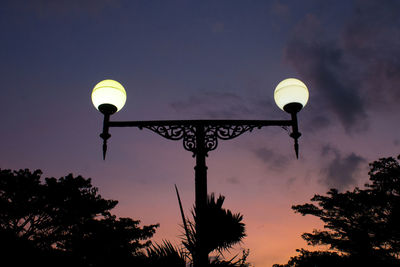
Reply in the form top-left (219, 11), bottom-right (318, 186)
top-left (178, 192), bottom-right (248, 266)
top-left (0, 169), bottom-right (158, 266)
top-left (184, 193), bottom-right (246, 255)
top-left (272, 249), bottom-right (348, 267)
top-left (275, 155), bottom-right (400, 267)
top-left (142, 187), bottom-right (250, 267)
top-left (145, 240), bottom-right (187, 267)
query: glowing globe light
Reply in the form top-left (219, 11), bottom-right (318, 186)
top-left (91, 79), bottom-right (127, 113)
top-left (274, 78), bottom-right (309, 113)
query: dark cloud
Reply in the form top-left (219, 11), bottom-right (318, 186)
top-left (303, 114), bottom-right (331, 133)
top-left (342, 0), bottom-right (400, 107)
top-left (226, 176), bottom-right (240, 185)
top-left (169, 90), bottom-right (279, 120)
top-left (170, 91), bottom-right (253, 119)
top-left (270, 1), bottom-right (290, 19)
top-left (7, 0), bottom-right (121, 17)
top-left (320, 145), bottom-right (366, 190)
top-left (253, 147), bottom-right (290, 171)
top-left (286, 177), bottom-right (296, 188)
top-left (284, 0), bottom-right (400, 133)
top-left (211, 22), bottom-right (225, 33)
top-left (284, 14), bottom-right (367, 133)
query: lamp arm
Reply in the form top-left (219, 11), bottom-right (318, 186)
top-left (101, 119), bottom-right (298, 159)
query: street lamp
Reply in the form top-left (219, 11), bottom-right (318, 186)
top-left (273, 78), bottom-right (309, 158)
top-left (91, 78), bottom-right (308, 267)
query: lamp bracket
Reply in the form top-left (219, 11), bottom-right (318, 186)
top-left (141, 123), bottom-right (259, 156)
top-left (106, 119), bottom-right (296, 157)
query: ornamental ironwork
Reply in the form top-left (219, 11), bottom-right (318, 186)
top-left (105, 119), bottom-right (298, 158)
top-left (139, 123), bottom-right (270, 156)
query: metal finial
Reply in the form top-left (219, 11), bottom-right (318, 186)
top-left (102, 141), bottom-right (107, 160)
top-left (294, 138), bottom-right (299, 159)
top-left (100, 132), bottom-right (111, 160)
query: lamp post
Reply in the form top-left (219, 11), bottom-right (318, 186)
top-left (91, 78), bottom-right (309, 267)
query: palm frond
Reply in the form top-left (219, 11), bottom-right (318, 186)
top-left (146, 240), bottom-right (187, 267)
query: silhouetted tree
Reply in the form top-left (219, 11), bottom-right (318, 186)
top-left (274, 155), bottom-right (400, 267)
top-left (66, 216), bottom-right (158, 266)
top-left (184, 194), bottom-right (246, 255)
top-left (208, 249), bottom-right (251, 267)
top-left (176, 188), bottom-right (249, 266)
top-left (145, 240), bottom-right (187, 267)
top-left (0, 169), bottom-right (159, 266)
top-left (272, 249), bottom-right (349, 267)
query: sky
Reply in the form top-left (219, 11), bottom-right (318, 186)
top-left (1, 0), bottom-right (400, 266)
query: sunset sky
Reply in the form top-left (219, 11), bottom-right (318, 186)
top-left (1, 0), bottom-right (400, 266)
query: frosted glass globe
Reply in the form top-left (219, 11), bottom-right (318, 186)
top-left (91, 79), bottom-right (127, 112)
top-left (274, 78), bottom-right (309, 112)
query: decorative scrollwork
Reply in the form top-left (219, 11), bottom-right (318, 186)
top-left (183, 126), bottom-right (196, 154)
top-left (143, 123), bottom-right (258, 155)
top-left (143, 125), bottom-right (186, 140)
top-left (204, 134), bottom-right (218, 152)
top-left (215, 125), bottom-right (256, 140)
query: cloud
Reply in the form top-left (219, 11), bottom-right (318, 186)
top-left (211, 22), bottom-right (225, 33)
top-left (342, 0), bottom-right (400, 107)
top-left (170, 91), bottom-right (253, 119)
top-left (284, 14), bottom-right (367, 133)
top-left (303, 114), bottom-right (331, 133)
top-left (319, 145), bottom-right (366, 190)
top-left (270, 1), bottom-right (290, 20)
top-left (7, 0), bottom-right (121, 17)
top-left (169, 89), bottom-right (280, 120)
top-left (253, 146), bottom-right (290, 171)
top-left (286, 176), bottom-right (296, 188)
top-left (284, 0), bottom-right (400, 133)
top-left (226, 176), bottom-right (240, 185)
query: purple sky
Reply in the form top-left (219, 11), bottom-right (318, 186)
top-left (1, 0), bottom-right (400, 266)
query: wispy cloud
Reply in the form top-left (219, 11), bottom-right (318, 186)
top-left (7, 0), bottom-right (121, 17)
top-left (170, 91), bottom-right (253, 119)
top-left (211, 22), bottom-right (225, 33)
top-left (284, 14), bottom-right (367, 133)
top-left (253, 146), bottom-right (290, 171)
top-left (303, 114), bottom-right (331, 133)
top-left (319, 145), bottom-right (366, 190)
top-left (270, 1), bottom-right (290, 20)
top-left (284, 0), bottom-right (400, 133)
top-left (226, 176), bottom-right (240, 185)
top-left (169, 89), bottom-right (280, 120)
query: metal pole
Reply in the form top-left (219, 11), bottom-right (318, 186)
top-left (194, 124), bottom-right (208, 267)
